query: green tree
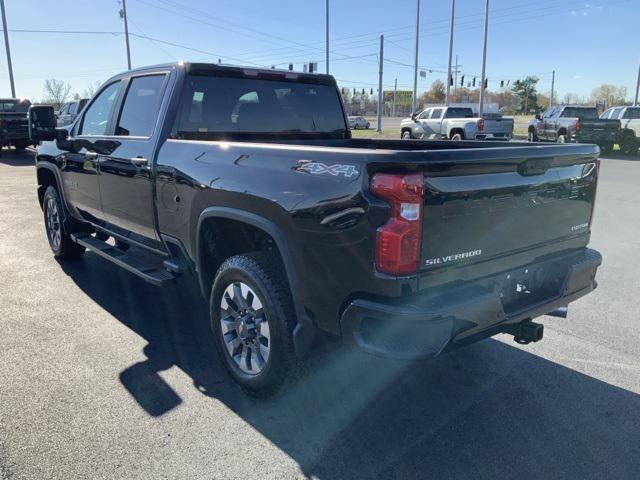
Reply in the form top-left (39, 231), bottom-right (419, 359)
top-left (512, 76), bottom-right (540, 114)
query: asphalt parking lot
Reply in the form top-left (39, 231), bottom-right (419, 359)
top-left (1, 148), bottom-right (639, 480)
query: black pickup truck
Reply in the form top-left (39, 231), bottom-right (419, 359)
top-left (29, 63), bottom-right (602, 395)
top-left (528, 105), bottom-right (620, 153)
top-left (0, 97), bottom-right (32, 151)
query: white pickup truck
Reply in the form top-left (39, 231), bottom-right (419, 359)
top-left (400, 106), bottom-right (514, 141)
top-left (601, 106), bottom-right (640, 155)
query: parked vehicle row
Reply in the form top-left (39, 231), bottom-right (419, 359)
top-left (0, 97), bottom-right (33, 151)
top-left (56, 98), bottom-right (89, 127)
top-left (528, 105), bottom-right (620, 153)
top-left (28, 62), bottom-right (601, 395)
top-left (601, 106), bottom-right (640, 155)
top-left (400, 106), bottom-right (514, 141)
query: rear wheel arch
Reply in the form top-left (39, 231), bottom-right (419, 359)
top-left (450, 128), bottom-right (465, 140)
top-left (196, 207), bottom-right (303, 323)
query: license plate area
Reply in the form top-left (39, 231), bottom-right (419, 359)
top-left (498, 261), bottom-right (567, 314)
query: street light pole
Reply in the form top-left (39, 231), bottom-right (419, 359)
top-left (377, 35), bottom-right (384, 133)
top-left (635, 63), bottom-right (640, 106)
top-left (393, 78), bottom-right (397, 117)
top-left (325, 0), bottom-right (329, 74)
top-left (121, 0), bottom-right (132, 70)
top-left (445, 0), bottom-right (455, 105)
top-left (412, 0), bottom-right (420, 114)
top-left (0, 0), bottom-right (16, 97)
top-left (550, 69), bottom-right (555, 107)
top-left (478, 0), bottom-right (489, 116)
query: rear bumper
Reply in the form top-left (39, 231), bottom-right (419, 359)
top-left (340, 248), bottom-right (602, 359)
top-left (474, 132), bottom-right (512, 141)
top-left (573, 131), bottom-right (617, 144)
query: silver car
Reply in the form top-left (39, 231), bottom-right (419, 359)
top-left (348, 116), bottom-right (370, 130)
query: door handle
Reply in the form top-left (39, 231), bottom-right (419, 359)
top-left (131, 156), bottom-right (149, 167)
top-left (85, 151), bottom-right (98, 160)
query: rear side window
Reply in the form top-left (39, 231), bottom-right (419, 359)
top-left (444, 107), bottom-right (474, 118)
top-left (173, 74), bottom-right (348, 140)
top-left (610, 108), bottom-right (623, 120)
top-left (80, 82), bottom-right (121, 136)
top-left (116, 75), bottom-right (165, 137)
top-left (623, 108), bottom-right (640, 119)
top-left (561, 107), bottom-right (598, 119)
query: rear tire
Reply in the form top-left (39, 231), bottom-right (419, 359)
top-left (42, 185), bottom-right (85, 259)
top-left (210, 252), bottom-right (298, 397)
top-left (557, 134), bottom-right (567, 144)
top-left (528, 129), bottom-right (538, 142)
top-left (620, 134), bottom-right (638, 155)
top-left (451, 132), bottom-right (464, 141)
top-left (599, 142), bottom-right (614, 155)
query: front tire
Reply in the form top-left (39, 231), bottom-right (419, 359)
top-left (42, 185), bottom-right (85, 259)
top-left (401, 130), bottom-right (412, 140)
top-left (210, 253), bottom-right (298, 396)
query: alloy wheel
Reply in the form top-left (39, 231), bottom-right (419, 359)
top-left (46, 197), bottom-right (62, 250)
top-left (219, 281), bottom-right (271, 375)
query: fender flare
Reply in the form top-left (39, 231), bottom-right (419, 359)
top-left (36, 162), bottom-right (69, 210)
top-left (195, 207), bottom-right (317, 355)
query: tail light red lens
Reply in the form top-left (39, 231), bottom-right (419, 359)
top-left (477, 118), bottom-right (485, 131)
top-left (573, 119), bottom-right (581, 131)
top-left (370, 172), bottom-right (424, 275)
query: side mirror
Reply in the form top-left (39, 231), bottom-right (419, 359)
top-left (411, 112), bottom-right (418, 122)
top-left (535, 114), bottom-right (542, 121)
top-left (28, 105), bottom-right (57, 142)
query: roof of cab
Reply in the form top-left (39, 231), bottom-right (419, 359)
top-left (105, 61), bottom-right (337, 86)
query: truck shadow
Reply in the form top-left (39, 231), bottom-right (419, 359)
top-left (601, 151), bottom-right (640, 161)
top-left (0, 148), bottom-right (35, 166)
top-left (59, 252), bottom-right (640, 480)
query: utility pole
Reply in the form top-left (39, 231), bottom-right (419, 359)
top-left (392, 78), bottom-right (397, 117)
top-left (120, 0), bottom-right (132, 70)
top-left (478, 0), bottom-right (489, 116)
top-left (325, 0), bottom-right (329, 74)
top-left (635, 63), bottom-right (640, 106)
top-left (453, 55), bottom-right (461, 101)
top-left (377, 35), bottom-right (384, 132)
top-left (445, 0), bottom-right (456, 105)
top-left (412, 0), bottom-right (420, 114)
top-left (550, 69), bottom-right (555, 107)
top-left (0, 0), bottom-right (15, 97)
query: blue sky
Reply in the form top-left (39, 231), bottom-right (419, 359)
top-left (2, 0), bottom-right (638, 101)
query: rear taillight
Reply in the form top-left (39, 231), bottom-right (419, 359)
top-left (0, 119), bottom-right (5, 129)
top-left (573, 119), bottom-right (581, 131)
top-left (370, 172), bottom-right (423, 276)
top-left (477, 118), bottom-right (485, 131)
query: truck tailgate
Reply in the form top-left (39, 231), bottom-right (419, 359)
top-left (482, 117), bottom-right (514, 134)
top-left (419, 145), bottom-right (598, 273)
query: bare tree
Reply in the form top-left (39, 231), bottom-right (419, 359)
top-left (83, 81), bottom-right (102, 99)
top-left (590, 84), bottom-right (627, 108)
top-left (43, 79), bottom-right (72, 109)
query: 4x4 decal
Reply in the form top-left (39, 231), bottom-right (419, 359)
top-left (297, 161), bottom-right (359, 178)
